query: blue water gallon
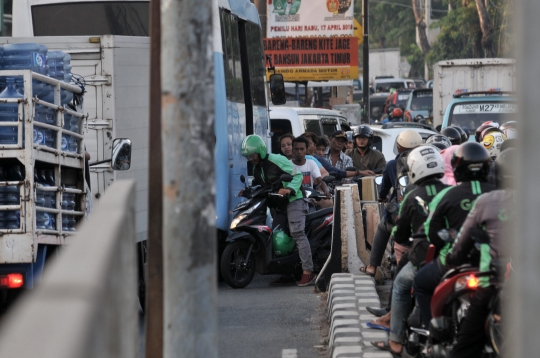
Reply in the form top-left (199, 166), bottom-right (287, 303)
top-left (43, 51), bottom-right (66, 104)
top-left (2, 43), bottom-right (48, 98)
top-left (0, 78), bottom-right (23, 145)
top-left (63, 53), bottom-right (73, 104)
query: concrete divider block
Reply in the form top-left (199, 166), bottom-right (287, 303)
top-left (330, 319), bottom-right (361, 346)
top-left (360, 331), bottom-right (389, 340)
top-left (362, 352), bottom-right (393, 358)
top-left (331, 345), bottom-right (363, 358)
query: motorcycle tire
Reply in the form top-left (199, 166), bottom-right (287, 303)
top-left (220, 241), bottom-right (256, 289)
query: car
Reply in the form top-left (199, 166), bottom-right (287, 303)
top-left (269, 107), bottom-right (351, 154)
top-left (426, 80), bottom-right (434, 88)
top-left (404, 88), bottom-right (433, 123)
top-left (368, 93), bottom-right (390, 122)
top-left (373, 78), bottom-right (416, 93)
top-left (440, 91), bottom-right (517, 141)
top-left (355, 122), bottom-right (438, 162)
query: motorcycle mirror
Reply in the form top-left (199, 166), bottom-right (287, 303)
top-left (322, 175), bottom-right (336, 183)
top-left (345, 166), bottom-right (356, 172)
top-left (437, 229), bottom-right (454, 243)
top-left (269, 74), bottom-right (286, 105)
top-left (305, 190), bottom-right (312, 197)
top-left (374, 176), bottom-right (383, 186)
top-left (240, 175), bottom-right (246, 184)
top-left (469, 227), bottom-right (490, 245)
top-left (279, 173), bottom-right (294, 182)
top-left (111, 138), bottom-right (132, 171)
top-left (398, 175), bottom-right (409, 187)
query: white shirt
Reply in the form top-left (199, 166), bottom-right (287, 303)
top-left (291, 159), bottom-right (321, 190)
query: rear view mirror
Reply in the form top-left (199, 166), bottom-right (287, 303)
top-left (374, 176), bottom-right (383, 186)
top-left (437, 228), bottom-right (457, 243)
top-left (322, 175), bottom-right (336, 183)
top-left (279, 173), bottom-right (294, 182)
top-left (240, 175), bottom-right (246, 183)
top-left (112, 138), bottom-right (132, 171)
top-left (398, 175), bottom-right (409, 187)
top-left (270, 74), bottom-right (286, 105)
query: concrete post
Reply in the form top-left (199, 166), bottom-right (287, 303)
top-left (506, 2), bottom-right (540, 357)
top-left (161, 0), bottom-right (217, 357)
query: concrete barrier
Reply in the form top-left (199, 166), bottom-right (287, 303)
top-left (0, 181), bottom-right (138, 358)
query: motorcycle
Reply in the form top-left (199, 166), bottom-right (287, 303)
top-left (220, 174), bottom-right (334, 289)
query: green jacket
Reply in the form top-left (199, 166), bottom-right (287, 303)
top-left (253, 153), bottom-right (303, 203)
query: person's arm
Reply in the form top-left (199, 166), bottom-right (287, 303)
top-left (378, 160), bottom-right (395, 200)
top-left (424, 187), bottom-right (454, 251)
top-left (390, 191), bottom-right (415, 244)
top-left (271, 154), bottom-right (303, 197)
top-left (375, 153), bottom-right (387, 173)
top-left (446, 197), bottom-right (483, 267)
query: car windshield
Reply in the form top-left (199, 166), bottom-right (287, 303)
top-left (410, 91), bottom-right (433, 110)
top-left (395, 92), bottom-right (411, 106)
top-left (448, 101), bottom-right (517, 131)
top-left (376, 82), bottom-right (405, 93)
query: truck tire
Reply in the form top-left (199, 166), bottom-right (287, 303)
top-left (220, 241), bottom-right (256, 289)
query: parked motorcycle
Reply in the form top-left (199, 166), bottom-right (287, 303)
top-left (220, 175), bottom-right (334, 289)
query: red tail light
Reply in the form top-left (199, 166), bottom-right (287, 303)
top-left (0, 273), bottom-right (24, 289)
top-left (466, 276), bottom-right (479, 289)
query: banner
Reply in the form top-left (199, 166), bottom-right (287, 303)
top-left (265, 37), bottom-right (358, 81)
top-left (266, 0), bottom-right (357, 81)
top-left (267, 0), bottom-right (355, 38)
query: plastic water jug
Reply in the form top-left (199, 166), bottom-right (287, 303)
top-left (0, 78), bottom-right (23, 145)
top-left (2, 43), bottom-right (48, 98)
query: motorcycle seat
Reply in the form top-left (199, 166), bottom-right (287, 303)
top-left (306, 207), bottom-right (333, 222)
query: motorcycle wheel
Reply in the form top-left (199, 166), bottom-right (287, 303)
top-left (220, 241), bottom-right (256, 289)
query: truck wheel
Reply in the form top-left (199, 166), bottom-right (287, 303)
top-left (220, 241), bottom-right (256, 289)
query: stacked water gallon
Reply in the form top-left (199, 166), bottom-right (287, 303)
top-left (0, 43), bottom-right (77, 232)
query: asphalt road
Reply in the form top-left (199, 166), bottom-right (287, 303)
top-left (218, 273), bottom-right (328, 358)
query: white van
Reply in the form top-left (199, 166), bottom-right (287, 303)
top-left (269, 107), bottom-right (351, 154)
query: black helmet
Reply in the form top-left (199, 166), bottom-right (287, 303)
top-left (440, 127), bottom-right (462, 146)
top-left (426, 134), bottom-right (452, 150)
top-left (353, 125), bottom-right (374, 147)
top-left (451, 142), bottom-right (491, 182)
top-left (494, 148), bottom-right (515, 189)
top-left (451, 126), bottom-right (468, 143)
top-left (429, 142), bottom-right (449, 152)
top-left (414, 114), bottom-right (425, 122)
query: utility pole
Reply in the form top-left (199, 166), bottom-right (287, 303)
top-left (161, 0), bottom-right (217, 357)
top-left (362, 0), bottom-right (369, 123)
top-left (507, 1), bottom-right (540, 357)
top-left (145, 0), bottom-right (163, 355)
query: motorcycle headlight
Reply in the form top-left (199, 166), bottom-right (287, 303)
top-left (230, 214), bottom-right (247, 230)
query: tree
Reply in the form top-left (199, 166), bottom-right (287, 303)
top-left (412, 0), bottom-right (431, 54)
top-left (474, 0), bottom-right (495, 56)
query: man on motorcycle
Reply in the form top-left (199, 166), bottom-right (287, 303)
top-left (413, 142), bottom-right (496, 328)
top-left (348, 126), bottom-right (386, 176)
top-left (241, 135), bottom-right (317, 286)
top-left (371, 146), bottom-right (448, 356)
top-left (445, 148), bottom-right (515, 358)
top-left (360, 129), bottom-right (422, 277)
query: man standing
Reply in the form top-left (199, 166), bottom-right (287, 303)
top-left (241, 134), bottom-right (316, 286)
top-left (323, 131), bottom-right (353, 171)
top-left (348, 125), bottom-right (386, 175)
top-left (291, 136), bottom-right (330, 198)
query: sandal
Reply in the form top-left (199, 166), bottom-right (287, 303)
top-left (359, 266), bottom-right (375, 277)
top-left (371, 340), bottom-right (402, 357)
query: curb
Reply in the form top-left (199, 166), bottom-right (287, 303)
top-left (327, 273), bottom-right (392, 358)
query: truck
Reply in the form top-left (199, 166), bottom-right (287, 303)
top-left (432, 58), bottom-right (517, 128)
top-left (369, 48), bottom-right (402, 81)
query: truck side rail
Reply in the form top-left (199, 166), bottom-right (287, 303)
top-left (0, 180), bottom-right (138, 358)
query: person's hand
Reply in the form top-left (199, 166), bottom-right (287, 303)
top-left (359, 170), bottom-right (376, 176)
top-left (378, 196), bottom-right (387, 203)
top-left (324, 190), bottom-right (331, 199)
top-left (278, 188), bottom-right (291, 196)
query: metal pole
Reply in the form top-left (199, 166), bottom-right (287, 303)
top-left (0, 0), bottom-right (4, 37)
top-left (362, 0), bottom-right (369, 123)
top-left (145, 0), bottom-right (163, 356)
top-left (506, 1), bottom-right (540, 357)
top-left (161, 0), bottom-right (217, 356)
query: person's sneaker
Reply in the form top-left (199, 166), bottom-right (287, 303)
top-left (297, 272), bottom-right (316, 286)
top-left (269, 275), bottom-right (296, 285)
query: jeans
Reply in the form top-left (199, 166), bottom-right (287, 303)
top-left (369, 220), bottom-right (393, 267)
top-left (413, 259), bottom-right (447, 327)
top-left (286, 199), bottom-right (313, 272)
top-left (389, 261), bottom-right (417, 343)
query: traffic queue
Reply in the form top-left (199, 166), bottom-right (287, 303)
top-left (221, 119), bottom-right (514, 358)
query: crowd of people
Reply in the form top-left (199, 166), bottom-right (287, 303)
top-left (240, 120), bottom-right (515, 356)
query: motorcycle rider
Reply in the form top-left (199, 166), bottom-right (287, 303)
top-left (240, 135), bottom-right (317, 286)
top-left (371, 146), bottom-right (448, 356)
top-left (413, 142), bottom-right (496, 328)
top-left (360, 130), bottom-right (422, 277)
top-left (445, 148), bottom-right (515, 358)
top-left (440, 126), bottom-right (463, 146)
top-left (348, 126), bottom-right (386, 176)
top-left (323, 131), bottom-right (354, 170)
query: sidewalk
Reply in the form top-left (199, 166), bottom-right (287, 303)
top-left (326, 273), bottom-right (393, 358)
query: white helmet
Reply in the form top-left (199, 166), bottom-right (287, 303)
top-left (396, 130), bottom-right (423, 149)
top-left (481, 131), bottom-right (507, 158)
top-left (406, 145), bottom-right (445, 184)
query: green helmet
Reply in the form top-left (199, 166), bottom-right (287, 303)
top-left (272, 229), bottom-right (295, 257)
top-left (241, 135), bottom-right (267, 159)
